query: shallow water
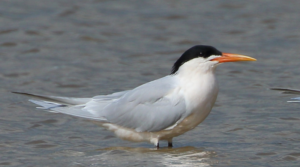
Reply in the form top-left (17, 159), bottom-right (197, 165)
top-left (1, 0), bottom-right (300, 166)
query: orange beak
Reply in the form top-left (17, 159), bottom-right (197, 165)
top-left (211, 53), bottom-right (256, 63)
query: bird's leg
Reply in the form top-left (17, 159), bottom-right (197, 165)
top-left (168, 139), bottom-right (173, 147)
top-left (156, 142), bottom-right (159, 149)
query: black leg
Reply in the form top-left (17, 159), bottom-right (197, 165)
top-left (168, 142), bottom-right (173, 147)
top-left (156, 142), bottom-right (159, 149)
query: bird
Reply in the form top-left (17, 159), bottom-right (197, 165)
top-left (271, 88), bottom-right (300, 102)
top-left (14, 45), bottom-right (256, 148)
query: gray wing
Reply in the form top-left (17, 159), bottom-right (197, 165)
top-left (271, 88), bottom-right (300, 95)
top-left (12, 91), bottom-right (90, 105)
top-left (271, 88), bottom-right (300, 103)
top-left (87, 76), bottom-right (187, 132)
top-left (15, 90), bottom-right (129, 120)
top-left (16, 76), bottom-right (186, 132)
top-left (92, 90), bottom-right (130, 100)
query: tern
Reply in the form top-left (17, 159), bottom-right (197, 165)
top-left (271, 88), bottom-right (300, 102)
top-left (14, 45), bottom-right (256, 148)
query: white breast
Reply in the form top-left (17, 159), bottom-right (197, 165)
top-left (158, 72), bottom-right (218, 140)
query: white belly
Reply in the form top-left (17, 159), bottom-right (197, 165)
top-left (100, 100), bottom-right (216, 145)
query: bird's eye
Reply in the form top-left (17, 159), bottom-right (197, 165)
top-left (199, 52), bottom-right (202, 55)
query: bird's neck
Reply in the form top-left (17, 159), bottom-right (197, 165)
top-left (174, 62), bottom-right (219, 113)
top-left (176, 67), bottom-right (218, 97)
top-left (175, 61), bottom-right (218, 80)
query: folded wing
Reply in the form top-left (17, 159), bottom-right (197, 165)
top-left (16, 76), bottom-right (186, 132)
top-left (94, 76), bottom-right (186, 132)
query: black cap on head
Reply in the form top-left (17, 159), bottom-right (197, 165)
top-left (171, 45), bottom-right (222, 74)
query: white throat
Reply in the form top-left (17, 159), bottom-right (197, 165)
top-left (175, 57), bottom-right (219, 79)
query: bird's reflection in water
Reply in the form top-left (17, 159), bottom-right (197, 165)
top-left (77, 146), bottom-right (216, 167)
